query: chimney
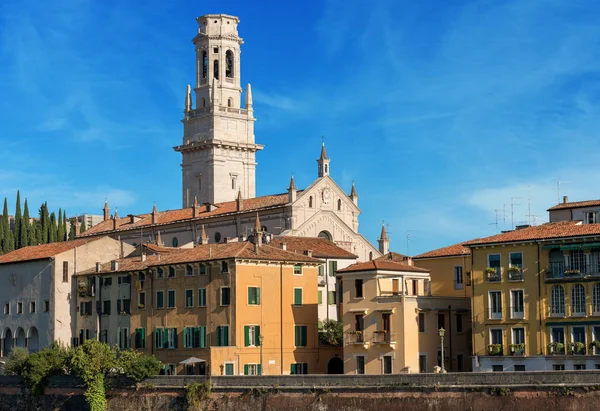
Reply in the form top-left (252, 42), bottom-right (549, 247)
top-left (129, 214), bottom-right (135, 224)
top-left (281, 242), bottom-right (287, 251)
top-left (563, 196), bottom-right (569, 204)
top-left (192, 196), bottom-right (199, 218)
top-left (307, 250), bottom-right (313, 257)
top-left (406, 257), bottom-right (414, 266)
top-left (113, 209), bottom-right (119, 231)
top-left (95, 262), bottom-right (102, 272)
top-left (151, 203), bottom-right (158, 224)
top-left (74, 218), bottom-right (81, 237)
top-left (141, 254), bottom-right (147, 262)
top-left (236, 190), bottom-right (243, 211)
top-left (103, 201), bottom-right (110, 222)
top-left (111, 260), bottom-right (119, 271)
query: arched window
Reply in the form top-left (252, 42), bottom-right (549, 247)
top-left (226, 50), bottom-right (234, 78)
top-left (228, 98), bottom-right (233, 107)
top-left (337, 199), bottom-right (342, 211)
top-left (551, 285), bottom-right (565, 315)
top-left (369, 252), bottom-right (373, 261)
top-left (214, 231), bottom-right (221, 243)
top-left (202, 98), bottom-right (206, 107)
top-left (202, 51), bottom-right (207, 78)
top-left (213, 59), bottom-right (219, 79)
top-left (593, 284), bottom-right (600, 314)
top-left (309, 196), bottom-right (313, 208)
top-left (186, 265), bottom-right (193, 277)
top-left (572, 284), bottom-right (586, 315)
top-left (318, 231), bottom-right (332, 241)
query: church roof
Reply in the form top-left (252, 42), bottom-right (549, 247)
top-left (271, 236), bottom-right (358, 259)
top-left (337, 259), bottom-right (429, 274)
top-left (79, 192), bottom-right (300, 238)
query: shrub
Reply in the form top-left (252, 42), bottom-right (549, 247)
top-left (22, 343), bottom-right (71, 394)
top-left (116, 349), bottom-right (162, 382)
top-left (319, 319), bottom-right (343, 346)
top-left (186, 380), bottom-right (212, 411)
top-left (3, 347), bottom-right (29, 375)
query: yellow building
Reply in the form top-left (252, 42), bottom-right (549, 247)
top-left (465, 220), bottom-right (600, 371)
top-left (338, 259), bottom-right (471, 374)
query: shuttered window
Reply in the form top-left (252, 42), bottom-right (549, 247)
top-left (294, 325), bottom-right (307, 347)
top-left (248, 287), bottom-right (260, 305)
top-left (293, 288), bottom-right (303, 306)
top-left (244, 325), bottom-right (261, 347)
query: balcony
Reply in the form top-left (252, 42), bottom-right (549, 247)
top-left (508, 266), bottom-right (523, 281)
top-left (568, 342), bottom-right (587, 355)
top-left (546, 342), bottom-right (565, 355)
top-left (509, 343), bottom-right (526, 356)
top-left (488, 309), bottom-right (503, 320)
top-left (487, 344), bottom-right (504, 356)
top-left (546, 261), bottom-right (600, 280)
top-left (509, 306), bottom-right (525, 320)
top-left (372, 331), bottom-right (396, 346)
top-left (486, 268), bottom-right (502, 283)
top-left (345, 331), bottom-right (368, 347)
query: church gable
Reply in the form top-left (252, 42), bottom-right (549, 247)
top-left (294, 176), bottom-right (358, 215)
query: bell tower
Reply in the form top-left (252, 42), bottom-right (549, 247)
top-left (175, 14), bottom-right (263, 208)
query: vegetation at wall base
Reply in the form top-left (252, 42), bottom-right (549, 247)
top-left (186, 380), bottom-right (212, 411)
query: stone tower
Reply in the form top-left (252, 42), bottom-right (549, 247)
top-left (175, 14), bottom-right (263, 208)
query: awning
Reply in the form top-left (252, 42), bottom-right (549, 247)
top-left (179, 357), bottom-right (206, 365)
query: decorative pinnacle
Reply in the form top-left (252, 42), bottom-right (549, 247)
top-left (288, 174), bottom-right (296, 190)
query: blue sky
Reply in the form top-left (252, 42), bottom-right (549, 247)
top-left (1, 0), bottom-right (600, 255)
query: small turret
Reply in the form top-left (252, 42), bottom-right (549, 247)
top-left (288, 174), bottom-right (297, 203)
top-left (245, 83), bottom-right (253, 111)
top-left (156, 231), bottom-right (163, 247)
top-left (378, 223), bottom-right (390, 255)
top-left (349, 182), bottom-right (358, 206)
top-left (113, 209), bottom-right (119, 231)
top-left (236, 189), bottom-right (244, 211)
top-left (151, 203), bottom-right (158, 225)
top-left (317, 142), bottom-right (330, 178)
top-left (184, 84), bottom-right (192, 113)
top-left (199, 224), bottom-right (208, 245)
top-left (192, 196), bottom-right (200, 218)
top-left (103, 201), bottom-right (110, 222)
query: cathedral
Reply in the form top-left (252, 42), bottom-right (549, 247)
top-left (80, 14), bottom-right (382, 262)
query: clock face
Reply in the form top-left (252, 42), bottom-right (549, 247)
top-left (322, 188), bottom-right (330, 204)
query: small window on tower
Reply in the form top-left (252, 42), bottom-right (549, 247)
top-left (309, 196), bottom-right (313, 208)
top-left (202, 98), bottom-right (206, 107)
top-left (228, 98), bottom-right (232, 107)
top-left (213, 60), bottom-right (219, 79)
top-left (337, 199), bottom-right (342, 211)
top-left (232, 177), bottom-right (236, 190)
top-left (213, 47), bottom-right (219, 53)
top-left (202, 51), bottom-right (207, 79)
top-left (226, 50), bottom-right (234, 78)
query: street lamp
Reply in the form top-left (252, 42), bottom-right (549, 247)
top-left (259, 334), bottom-right (264, 375)
top-left (438, 328), bottom-right (446, 373)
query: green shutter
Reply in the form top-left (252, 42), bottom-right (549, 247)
top-left (163, 328), bottom-right (169, 347)
top-left (173, 328), bottom-right (178, 348)
top-left (200, 326), bottom-right (206, 348)
top-left (294, 326), bottom-right (299, 346)
top-left (183, 328), bottom-right (188, 348)
top-left (248, 288), bottom-right (253, 305)
top-left (244, 326), bottom-right (250, 347)
top-left (224, 326), bottom-right (229, 346)
top-left (328, 291), bottom-right (334, 305)
top-left (244, 364), bottom-right (249, 375)
top-left (318, 291), bottom-right (322, 305)
top-left (294, 289), bottom-right (302, 305)
top-left (256, 288), bottom-right (260, 305)
top-left (217, 326), bottom-right (222, 346)
top-left (257, 364), bottom-right (262, 375)
top-left (291, 363), bottom-right (296, 374)
top-left (255, 326), bottom-right (261, 346)
top-left (318, 265), bottom-right (324, 276)
top-left (301, 326), bottom-right (307, 347)
top-left (141, 328), bottom-right (146, 349)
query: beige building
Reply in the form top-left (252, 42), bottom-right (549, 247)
top-left (76, 14), bottom-right (381, 263)
top-left (0, 237), bottom-right (132, 358)
top-left (338, 259), bottom-right (471, 374)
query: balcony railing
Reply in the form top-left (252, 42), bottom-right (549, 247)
top-left (547, 261), bottom-right (600, 279)
top-left (345, 332), bottom-right (367, 345)
top-left (486, 268), bottom-right (502, 282)
top-left (508, 266), bottom-right (523, 281)
top-left (509, 306), bottom-right (525, 319)
top-left (488, 308), bottom-right (503, 320)
top-left (372, 331), bottom-right (396, 344)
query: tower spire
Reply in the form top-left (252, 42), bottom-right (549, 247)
top-left (199, 224), bottom-right (208, 245)
top-left (317, 140), bottom-right (330, 178)
top-left (288, 174), bottom-right (297, 203)
top-left (349, 181), bottom-right (358, 206)
top-left (184, 84), bottom-right (192, 112)
top-left (378, 222), bottom-right (390, 255)
top-left (103, 200), bottom-right (110, 222)
top-left (245, 83), bottom-right (253, 110)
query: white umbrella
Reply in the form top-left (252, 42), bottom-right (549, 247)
top-left (179, 357), bottom-right (206, 365)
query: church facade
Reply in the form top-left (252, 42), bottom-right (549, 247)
top-left (79, 14), bottom-right (380, 263)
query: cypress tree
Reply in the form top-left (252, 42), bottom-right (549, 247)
top-left (68, 219), bottom-right (77, 240)
top-left (40, 202), bottom-right (49, 244)
top-left (80, 217), bottom-right (87, 234)
top-left (57, 208), bottom-right (64, 242)
top-left (49, 212), bottom-right (57, 243)
top-left (0, 210), bottom-right (4, 255)
top-left (35, 220), bottom-right (42, 245)
top-left (5, 229), bottom-right (14, 253)
top-left (20, 198), bottom-right (30, 249)
top-left (14, 191), bottom-right (22, 249)
top-left (2, 198), bottom-right (10, 253)
top-left (28, 220), bottom-right (37, 246)
top-left (62, 210), bottom-right (68, 241)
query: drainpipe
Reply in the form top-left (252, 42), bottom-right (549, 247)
top-left (280, 263), bottom-right (284, 375)
top-left (470, 249), bottom-right (476, 362)
top-left (150, 268), bottom-right (154, 355)
top-left (448, 305), bottom-right (453, 371)
top-left (537, 242), bottom-right (543, 356)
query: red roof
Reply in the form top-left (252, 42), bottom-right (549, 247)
top-left (375, 252), bottom-right (408, 262)
top-left (463, 221), bottom-right (600, 246)
top-left (413, 242), bottom-right (471, 259)
top-left (547, 200), bottom-right (600, 211)
top-left (271, 236), bottom-right (357, 259)
top-left (0, 238), bottom-right (99, 265)
top-left (79, 192), bottom-right (295, 238)
top-left (337, 259), bottom-right (429, 274)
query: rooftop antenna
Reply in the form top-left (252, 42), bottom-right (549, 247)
top-left (490, 207), bottom-right (506, 231)
top-left (551, 181), bottom-right (570, 204)
top-left (406, 230), bottom-right (417, 256)
top-left (511, 197), bottom-right (523, 230)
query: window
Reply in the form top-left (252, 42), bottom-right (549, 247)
top-left (328, 291), bottom-right (336, 305)
top-left (214, 232), bottom-right (221, 243)
top-left (509, 252), bottom-right (523, 280)
top-left (156, 267), bottom-right (164, 279)
top-left (198, 288), bottom-right (207, 307)
top-left (185, 289), bottom-right (194, 308)
top-left (551, 285), bottom-right (565, 315)
top-left (231, 176), bottom-right (236, 189)
top-left (514, 364), bottom-right (526, 372)
top-left (221, 261), bottom-right (228, 272)
top-left (511, 290), bottom-right (524, 319)
top-left (457, 354), bottom-right (464, 371)
top-left (489, 291), bottom-right (502, 319)
top-left (44, 300), bottom-right (49, 312)
top-left (100, 330), bottom-right (108, 344)
top-left (487, 254), bottom-right (501, 281)
top-left (17, 302), bottom-right (23, 314)
top-left (553, 364), bottom-right (565, 371)
top-left (454, 266), bottom-right (463, 289)
top-left (438, 313), bottom-right (445, 330)
top-left (156, 291), bottom-right (164, 309)
top-left (183, 326), bottom-right (206, 348)
top-left (293, 288), bottom-right (303, 306)
top-left (134, 328), bottom-right (146, 349)
top-left (244, 364), bottom-right (260, 376)
top-left (355, 279), bottom-right (363, 298)
top-left (226, 50), bottom-right (233, 78)
top-left (492, 365), bottom-right (503, 372)
top-left (244, 325), bottom-right (261, 347)
top-left (456, 314), bottom-right (463, 333)
top-left (593, 284), bottom-right (600, 314)
top-left (512, 327), bottom-right (525, 347)
top-left (248, 287), bottom-right (260, 305)
top-left (118, 275), bottom-right (131, 285)
top-left (221, 287), bottom-right (231, 306)
top-left (167, 290), bottom-right (176, 308)
top-left (337, 199), bottom-right (342, 211)
top-left (551, 327), bottom-right (565, 353)
top-left (383, 356), bottom-right (392, 374)
top-left (355, 356), bottom-right (365, 374)
top-left (186, 265), bottom-right (193, 276)
top-left (213, 59), bottom-right (219, 79)
top-left (138, 292), bottom-right (146, 309)
top-left (573, 326), bottom-right (586, 347)
top-left (412, 280), bottom-right (418, 295)
top-left (586, 212), bottom-right (598, 224)
top-left (118, 327), bottom-right (129, 350)
top-left (328, 261), bottom-right (337, 277)
top-left (217, 325), bottom-right (229, 346)
top-left (418, 313), bottom-right (425, 333)
top-left (419, 354), bottom-right (427, 373)
top-left (155, 328), bottom-right (164, 349)
top-left (318, 291), bottom-right (322, 305)
top-left (166, 328), bottom-right (178, 349)
top-left (102, 300), bottom-right (111, 315)
top-left (202, 51), bottom-right (207, 78)
top-left (104, 277), bottom-right (112, 286)
top-left (572, 284), bottom-right (586, 315)
top-left (575, 364), bottom-right (587, 370)
top-left (63, 261), bottom-right (69, 282)
top-left (4, 303), bottom-right (9, 315)
top-left (318, 265), bottom-right (325, 276)
top-left (293, 264), bottom-right (302, 275)
top-left (172, 237), bottom-right (179, 247)
top-left (79, 301), bottom-right (92, 316)
top-left (490, 329), bottom-right (503, 347)
top-left (28, 301), bottom-right (36, 313)
top-left (225, 363), bottom-right (234, 375)
top-left (294, 325), bottom-right (307, 347)
top-left (291, 363), bottom-right (308, 374)
top-left (199, 264), bottom-right (207, 275)
top-left (168, 267), bottom-right (175, 278)
top-left (309, 196), bottom-right (313, 208)
top-left (213, 46), bottom-right (218, 53)
top-left (117, 298), bottom-right (130, 314)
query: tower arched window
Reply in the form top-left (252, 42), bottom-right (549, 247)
top-left (228, 98), bottom-right (232, 107)
top-left (202, 98), bottom-right (206, 107)
top-left (202, 51), bottom-right (208, 79)
top-left (226, 50), bottom-right (234, 78)
top-left (337, 199), bottom-right (341, 211)
top-left (213, 59), bottom-right (219, 80)
top-left (551, 285), bottom-right (565, 315)
top-left (309, 196), bottom-right (313, 208)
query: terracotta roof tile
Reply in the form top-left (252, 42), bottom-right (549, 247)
top-left (271, 236), bottom-right (358, 259)
top-left (337, 259), bottom-right (429, 274)
top-left (547, 200), bottom-right (600, 211)
top-left (0, 238), bottom-right (99, 265)
top-left (413, 242), bottom-right (471, 259)
top-left (375, 252), bottom-right (408, 262)
top-left (79, 192), bottom-right (297, 238)
top-left (463, 221), bottom-right (600, 246)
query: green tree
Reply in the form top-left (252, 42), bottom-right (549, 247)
top-left (80, 217), bottom-right (87, 234)
top-left (3, 346), bottom-right (29, 375)
top-left (22, 343), bottom-right (71, 394)
top-left (1, 198), bottom-right (11, 253)
top-left (70, 340), bottom-right (116, 411)
top-left (68, 218), bottom-right (77, 240)
top-left (20, 198), bottom-right (30, 249)
top-left (14, 191), bottom-right (22, 249)
top-left (62, 210), bottom-right (68, 241)
top-left (116, 349), bottom-right (162, 382)
top-left (57, 208), bottom-right (64, 242)
top-left (39, 202), bottom-right (49, 244)
top-left (49, 212), bottom-right (57, 243)
top-left (319, 319), bottom-right (344, 346)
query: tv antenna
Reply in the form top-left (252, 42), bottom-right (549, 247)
top-left (490, 205), bottom-right (506, 231)
top-left (510, 197), bottom-right (523, 230)
top-left (406, 230), bottom-right (417, 256)
top-left (551, 181), bottom-right (570, 204)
